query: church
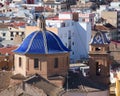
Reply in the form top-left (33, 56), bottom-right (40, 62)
top-left (12, 15), bottom-right (70, 87)
top-left (8, 15), bottom-right (111, 96)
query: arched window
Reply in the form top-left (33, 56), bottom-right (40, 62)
top-left (19, 57), bottom-right (22, 67)
top-left (96, 62), bottom-right (101, 76)
top-left (34, 58), bottom-right (39, 68)
top-left (54, 58), bottom-right (58, 68)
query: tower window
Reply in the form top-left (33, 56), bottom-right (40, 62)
top-left (96, 62), bottom-right (101, 76)
top-left (34, 58), bottom-right (39, 68)
top-left (95, 47), bottom-right (101, 51)
top-left (54, 58), bottom-right (58, 68)
top-left (19, 57), bottom-right (22, 67)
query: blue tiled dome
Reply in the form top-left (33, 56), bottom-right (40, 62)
top-left (13, 31), bottom-right (70, 54)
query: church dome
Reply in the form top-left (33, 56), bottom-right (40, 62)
top-left (13, 31), bottom-right (70, 54)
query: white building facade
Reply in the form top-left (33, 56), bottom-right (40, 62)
top-left (46, 12), bottom-right (91, 63)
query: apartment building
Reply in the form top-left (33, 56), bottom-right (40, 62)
top-left (8, 26), bottom-right (25, 45)
top-left (46, 12), bottom-right (91, 63)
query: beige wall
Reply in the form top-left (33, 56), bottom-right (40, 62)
top-left (47, 53), bottom-right (69, 76)
top-left (26, 54), bottom-right (48, 78)
top-left (25, 26), bottom-right (39, 37)
top-left (101, 11), bottom-right (117, 27)
top-left (109, 42), bottom-right (120, 62)
top-left (25, 26), bottom-right (58, 37)
top-left (14, 54), bottom-right (27, 76)
top-left (46, 27), bottom-right (58, 35)
top-left (14, 53), bottom-right (69, 78)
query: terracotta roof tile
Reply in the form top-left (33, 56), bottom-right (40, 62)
top-left (11, 22), bottom-right (25, 27)
top-left (35, 6), bottom-right (53, 12)
top-left (0, 23), bottom-right (12, 28)
top-left (0, 46), bottom-right (17, 55)
top-left (35, 7), bottom-right (44, 12)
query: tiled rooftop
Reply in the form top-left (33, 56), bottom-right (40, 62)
top-left (0, 46), bottom-right (17, 55)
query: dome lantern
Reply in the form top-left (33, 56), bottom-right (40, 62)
top-left (37, 15), bottom-right (46, 31)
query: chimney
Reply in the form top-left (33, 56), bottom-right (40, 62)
top-left (72, 12), bottom-right (79, 21)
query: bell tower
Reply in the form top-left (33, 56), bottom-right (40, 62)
top-left (89, 31), bottom-right (111, 85)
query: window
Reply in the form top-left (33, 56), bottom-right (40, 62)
top-left (3, 33), bottom-right (6, 36)
top-left (22, 32), bottom-right (24, 35)
top-left (11, 32), bottom-right (14, 36)
top-left (96, 62), bottom-right (101, 76)
top-left (68, 44), bottom-right (71, 50)
top-left (34, 58), bottom-right (39, 68)
top-left (82, 18), bottom-right (85, 22)
top-left (54, 58), bottom-right (58, 68)
top-left (9, 9), bottom-right (12, 12)
top-left (16, 32), bottom-right (19, 35)
top-left (72, 22), bottom-right (74, 25)
top-left (61, 22), bottom-right (65, 27)
top-left (72, 42), bottom-right (74, 45)
top-left (72, 51), bottom-right (74, 55)
top-left (68, 40), bottom-right (71, 49)
top-left (90, 18), bottom-right (93, 22)
top-left (3, 9), bottom-right (5, 12)
top-left (95, 47), bottom-right (101, 51)
top-left (68, 30), bottom-right (71, 39)
top-left (51, 5), bottom-right (54, 8)
top-left (19, 57), bottom-right (22, 67)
